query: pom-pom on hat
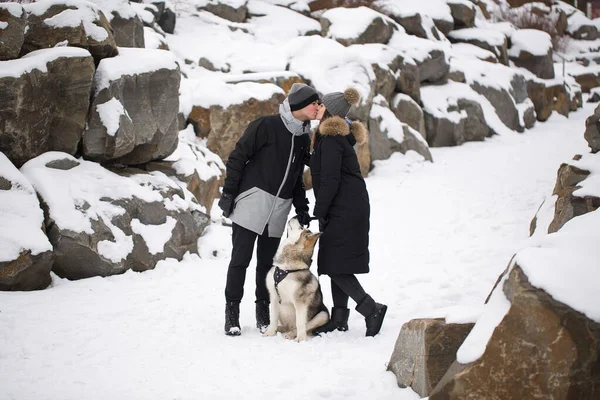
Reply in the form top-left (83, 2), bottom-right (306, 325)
top-left (322, 88), bottom-right (361, 117)
top-left (288, 83), bottom-right (320, 111)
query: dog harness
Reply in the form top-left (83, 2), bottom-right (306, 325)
top-left (273, 266), bottom-right (304, 302)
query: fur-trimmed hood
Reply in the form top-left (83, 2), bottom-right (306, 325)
top-left (318, 116), bottom-right (368, 145)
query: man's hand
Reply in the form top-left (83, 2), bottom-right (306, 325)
top-left (296, 210), bottom-right (312, 227)
top-left (218, 192), bottom-right (235, 218)
top-left (318, 217), bottom-right (329, 232)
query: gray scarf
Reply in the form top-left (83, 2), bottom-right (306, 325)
top-left (279, 98), bottom-right (310, 136)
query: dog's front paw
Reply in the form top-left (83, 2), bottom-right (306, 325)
top-left (295, 332), bottom-right (307, 342)
top-left (283, 330), bottom-right (297, 340)
top-left (263, 325), bottom-right (277, 337)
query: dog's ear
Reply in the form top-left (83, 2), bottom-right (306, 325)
top-left (303, 232), bottom-right (321, 249)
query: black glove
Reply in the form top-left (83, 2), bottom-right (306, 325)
top-left (218, 192), bottom-right (234, 218)
top-left (296, 210), bottom-right (311, 227)
top-left (318, 217), bottom-right (329, 232)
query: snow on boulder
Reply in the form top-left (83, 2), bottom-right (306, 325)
top-left (547, 152), bottom-right (600, 233)
top-left (144, 26), bottom-right (168, 50)
top-left (446, 0), bottom-right (476, 30)
top-left (450, 42), bottom-right (497, 63)
top-left (349, 42), bottom-right (422, 105)
top-left (20, 152), bottom-right (209, 280)
top-left (184, 78), bottom-right (285, 161)
top-left (585, 104), bottom-right (600, 153)
top-left (147, 125), bottom-right (225, 215)
top-left (22, 0), bottom-right (117, 64)
top-left (387, 32), bottom-right (449, 84)
top-left (0, 153), bottom-right (54, 291)
top-left (247, 0), bottom-right (320, 41)
top-left (286, 35), bottom-right (375, 121)
top-left (566, 10), bottom-right (599, 41)
top-left (431, 206), bottom-right (600, 399)
top-left (421, 80), bottom-right (511, 147)
top-left (89, 0), bottom-right (144, 47)
top-left (450, 56), bottom-right (524, 132)
top-left (320, 7), bottom-right (396, 46)
top-left (509, 29), bottom-right (554, 80)
top-left (369, 95), bottom-right (432, 163)
top-left (375, 0), bottom-right (454, 38)
top-left (196, 0), bottom-right (247, 23)
top-left (448, 27), bottom-right (508, 65)
top-left (0, 47), bottom-right (95, 168)
top-left (83, 47), bottom-right (180, 165)
top-left (0, 3), bottom-right (27, 60)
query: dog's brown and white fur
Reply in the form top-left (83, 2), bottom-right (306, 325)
top-left (264, 218), bottom-right (329, 342)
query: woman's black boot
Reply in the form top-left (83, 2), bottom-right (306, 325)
top-left (225, 301), bottom-right (241, 336)
top-left (255, 300), bottom-right (270, 333)
top-left (313, 307), bottom-right (350, 335)
top-left (356, 295), bottom-right (387, 337)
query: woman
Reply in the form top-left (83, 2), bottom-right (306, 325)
top-left (310, 88), bottom-right (387, 337)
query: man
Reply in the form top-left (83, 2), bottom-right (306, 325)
top-left (218, 83), bottom-right (320, 336)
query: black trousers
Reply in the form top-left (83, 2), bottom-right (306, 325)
top-left (329, 274), bottom-right (376, 317)
top-left (225, 223), bottom-right (281, 303)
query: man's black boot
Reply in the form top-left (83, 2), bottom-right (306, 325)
top-left (225, 301), bottom-right (241, 336)
top-left (255, 300), bottom-right (270, 333)
top-left (313, 307), bottom-right (350, 335)
top-left (356, 295), bottom-right (387, 337)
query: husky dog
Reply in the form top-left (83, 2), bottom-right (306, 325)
top-left (264, 218), bottom-right (330, 342)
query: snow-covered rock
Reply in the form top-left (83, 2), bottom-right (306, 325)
top-left (0, 152), bottom-right (54, 291)
top-left (0, 47), bottom-right (95, 167)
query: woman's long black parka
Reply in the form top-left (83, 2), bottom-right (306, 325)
top-left (310, 116), bottom-right (370, 275)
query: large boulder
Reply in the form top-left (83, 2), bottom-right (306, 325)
top-left (584, 104), bottom-right (600, 153)
top-left (508, 29), bottom-right (554, 80)
top-left (0, 3), bottom-right (27, 60)
top-left (0, 153), bottom-right (54, 291)
top-left (321, 7), bottom-right (395, 46)
top-left (470, 82), bottom-right (522, 132)
top-left (0, 47), bottom-right (95, 167)
top-left (387, 318), bottom-right (474, 397)
top-left (198, 0), bottom-right (247, 23)
top-left (369, 97), bottom-right (432, 162)
top-left (448, 28), bottom-right (509, 65)
top-left (83, 48), bottom-right (180, 165)
top-left (430, 258), bottom-right (600, 399)
top-left (390, 93), bottom-right (425, 138)
top-left (447, 0), bottom-right (476, 29)
top-left (21, 152), bottom-right (209, 280)
top-left (421, 82), bottom-right (492, 147)
top-left (527, 79), bottom-right (569, 122)
top-left (548, 153), bottom-right (600, 233)
top-left (22, 0), bottom-right (118, 64)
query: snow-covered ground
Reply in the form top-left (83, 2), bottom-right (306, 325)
top-left (0, 101), bottom-right (594, 400)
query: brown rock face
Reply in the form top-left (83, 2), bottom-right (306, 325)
top-left (430, 265), bottom-right (600, 400)
top-left (0, 4), bottom-right (27, 61)
top-left (206, 94), bottom-right (285, 162)
top-left (573, 71), bottom-right (600, 93)
top-left (0, 250), bottom-right (54, 291)
top-left (387, 319), bottom-right (474, 397)
top-left (510, 48), bottom-right (555, 80)
top-left (0, 50), bottom-right (95, 167)
top-left (22, 3), bottom-right (118, 64)
top-left (584, 105), bottom-right (600, 153)
top-left (527, 80), bottom-right (569, 122)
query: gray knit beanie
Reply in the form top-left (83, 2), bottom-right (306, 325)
top-left (322, 88), bottom-right (361, 117)
top-left (288, 83), bottom-right (320, 111)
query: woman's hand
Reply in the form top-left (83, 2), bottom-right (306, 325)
top-left (318, 217), bottom-right (329, 232)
